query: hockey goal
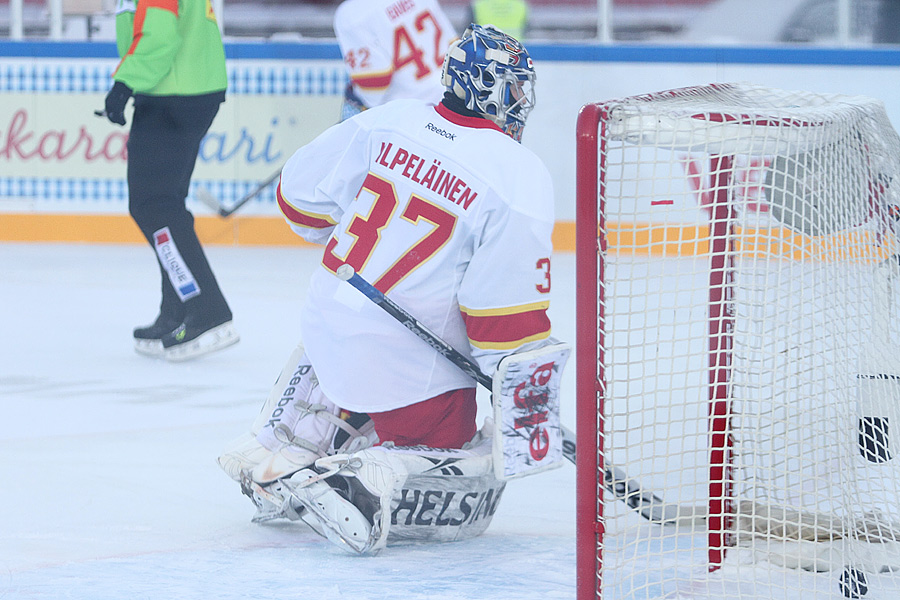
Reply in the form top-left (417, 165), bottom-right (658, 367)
top-left (575, 83), bottom-right (900, 600)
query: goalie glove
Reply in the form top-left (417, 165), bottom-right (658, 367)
top-left (491, 342), bottom-right (571, 480)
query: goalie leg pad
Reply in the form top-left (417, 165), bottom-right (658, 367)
top-left (217, 344), bottom-right (315, 481)
top-left (248, 382), bottom-right (377, 485)
top-left (219, 345), bottom-right (377, 484)
top-left (218, 345), bottom-right (377, 523)
top-left (282, 425), bottom-right (505, 553)
top-left (385, 427), bottom-right (506, 544)
top-left (249, 343), bottom-right (315, 437)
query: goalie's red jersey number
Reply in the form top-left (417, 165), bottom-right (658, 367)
top-left (322, 171), bottom-right (457, 293)
top-left (323, 171), bottom-right (553, 299)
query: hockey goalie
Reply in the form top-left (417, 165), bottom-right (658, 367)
top-left (216, 24), bottom-right (569, 555)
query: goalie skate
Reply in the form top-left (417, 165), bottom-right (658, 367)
top-left (239, 474), bottom-right (305, 523)
top-left (280, 448), bottom-right (409, 555)
top-left (281, 468), bottom-right (376, 554)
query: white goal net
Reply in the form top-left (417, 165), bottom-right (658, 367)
top-left (574, 83), bottom-right (900, 600)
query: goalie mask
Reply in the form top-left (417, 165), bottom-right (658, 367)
top-left (441, 24), bottom-right (536, 143)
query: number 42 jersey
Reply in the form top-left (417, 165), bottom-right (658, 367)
top-left (277, 99), bottom-right (556, 413)
top-left (334, 0), bottom-right (457, 109)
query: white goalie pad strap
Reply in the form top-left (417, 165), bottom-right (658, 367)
top-left (218, 345), bottom-right (315, 482)
top-left (254, 350), bottom-right (373, 457)
top-left (492, 342), bottom-right (571, 480)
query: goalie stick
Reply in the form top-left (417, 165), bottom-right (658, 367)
top-left (195, 166), bottom-right (283, 218)
top-left (333, 264), bottom-right (689, 525)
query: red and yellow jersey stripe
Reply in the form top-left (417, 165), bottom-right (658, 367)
top-left (350, 68), bottom-right (394, 92)
top-left (276, 179), bottom-right (338, 231)
top-left (461, 301), bottom-right (551, 351)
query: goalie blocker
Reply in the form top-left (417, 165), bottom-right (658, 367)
top-left (492, 343), bottom-right (571, 480)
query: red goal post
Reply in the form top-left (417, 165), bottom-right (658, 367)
top-left (575, 83), bottom-right (900, 600)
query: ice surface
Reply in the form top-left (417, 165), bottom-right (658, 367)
top-left (0, 243), bottom-right (577, 600)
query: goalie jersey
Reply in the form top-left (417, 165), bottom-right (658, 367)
top-left (277, 99), bottom-right (555, 413)
top-left (334, 0), bottom-right (456, 109)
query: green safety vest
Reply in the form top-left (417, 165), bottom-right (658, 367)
top-left (113, 0), bottom-right (227, 96)
top-left (472, 0), bottom-right (529, 40)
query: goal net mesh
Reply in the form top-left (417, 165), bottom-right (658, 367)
top-left (575, 83), bottom-right (900, 600)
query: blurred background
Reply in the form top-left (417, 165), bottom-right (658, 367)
top-left (0, 0), bottom-right (897, 45)
top-left (2, 0), bottom-right (898, 249)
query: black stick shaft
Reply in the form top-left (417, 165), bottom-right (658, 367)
top-left (336, 264), bottom-right (575, 459)
top-left (337, 265), bottom-right (492, 388)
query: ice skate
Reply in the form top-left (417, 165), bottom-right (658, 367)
top-left (161, 312), bottom-right (239, 361)
top-left (133, 314), bottom-right (181, 358)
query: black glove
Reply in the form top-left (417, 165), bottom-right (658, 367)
top-left (104, 81), bottom-right (133, 126)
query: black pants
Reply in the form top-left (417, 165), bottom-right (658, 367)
top-left (127, 91), bottom-right (231, 324)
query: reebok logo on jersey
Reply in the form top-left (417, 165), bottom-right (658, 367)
top-left (153, 227), bottom-right (201, 301)
top-left (426, 122), bottom-right (456, 141)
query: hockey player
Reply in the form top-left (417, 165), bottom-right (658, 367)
top-left (218, 25), bottom-right (565, 554)
top-left (102, 0), bottom-right (239, 361)
top-left (334, 0), bottom-right (457, 120)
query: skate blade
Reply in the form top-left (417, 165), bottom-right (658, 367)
top-left (134, 338), bottom-right (164, 358)
top-left (164, 322), bottom-right (240, 362)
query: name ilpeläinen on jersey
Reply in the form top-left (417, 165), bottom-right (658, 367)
top-left (376, 141), bottom-right (478, 210)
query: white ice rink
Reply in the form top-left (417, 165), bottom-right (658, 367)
top-left (0, 242), bottom-right (578, 600)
